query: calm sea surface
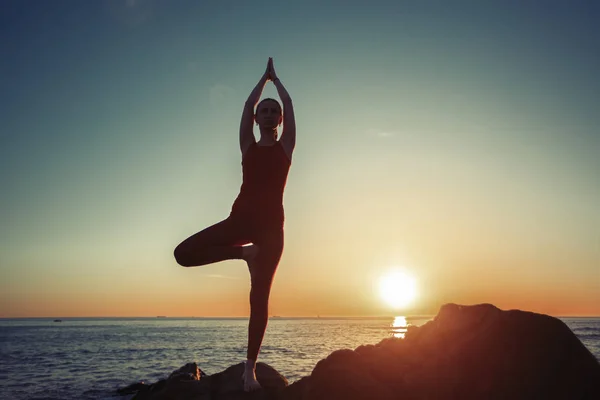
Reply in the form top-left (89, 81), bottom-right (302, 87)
top-left (0, 317), bottom-right (598, 400)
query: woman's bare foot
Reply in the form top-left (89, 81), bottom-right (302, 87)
top-left (242, 244), bottom-right (259, 271)
top-left (242, 360), bottom-right (261, 392)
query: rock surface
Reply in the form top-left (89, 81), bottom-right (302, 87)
top-left (298, 303), bottom-right (600, 400)
top-left (118, 304), bottom-right (600, 399)
top-left (122, 362), bottom-right (287, 400)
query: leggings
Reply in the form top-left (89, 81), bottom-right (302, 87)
top-left (173, 214), bottom-right (284, 361)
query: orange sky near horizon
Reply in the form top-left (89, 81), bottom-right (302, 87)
top-left (3, 253), bottom-right (598, 318)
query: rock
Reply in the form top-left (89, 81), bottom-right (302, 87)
top-left (168, 362), bottom-right (207, 381)
top-left (206, 362), bottom-right (287, 400)
top-left (124, 361), bottom-right (287, 400)
top-left (116, 381), bottom-right (149, 396)
top-left (280, 377), bottom-right (310, 400)
top-left (119, 304), bottom-right (600, 400)
top-left (284, 303), bottom-right (600, 400)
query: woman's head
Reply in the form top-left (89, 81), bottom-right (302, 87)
top-left (255, 98), bottom-right (282, 129)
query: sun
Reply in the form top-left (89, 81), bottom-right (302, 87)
top-left (379, 269), bottom-right (418, 309)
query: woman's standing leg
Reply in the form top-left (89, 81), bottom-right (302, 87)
top-left (243, 227), bottom-right (284, 391)
top-left (174, 217), bottom-right (251, 267)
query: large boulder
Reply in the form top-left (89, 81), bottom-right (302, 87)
top-left (293, 303), bottom-right (600, 399)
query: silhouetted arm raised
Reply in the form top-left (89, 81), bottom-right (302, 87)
top-left (269, 60), bottom-right (295, 160)
top-left (240, 61), bottom-right (270, 157)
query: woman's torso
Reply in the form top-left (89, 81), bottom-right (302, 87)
top-left (230, 141), bottom-right (291, 223)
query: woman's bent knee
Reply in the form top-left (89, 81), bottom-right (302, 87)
top-left (174, 245), bottom-right (192, 267)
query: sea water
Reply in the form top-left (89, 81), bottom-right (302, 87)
top-left (0, 317), bottom-right (598, 400)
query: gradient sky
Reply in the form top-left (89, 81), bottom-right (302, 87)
top-left (1, 0), bottom-right (598, 317)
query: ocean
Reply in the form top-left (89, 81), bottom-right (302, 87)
top-left (1, 317), bottom-right (598, 400)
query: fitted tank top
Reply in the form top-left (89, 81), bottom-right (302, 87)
top-left (230, 141), bottom-right (291, 221)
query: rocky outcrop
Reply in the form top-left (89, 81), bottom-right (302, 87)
top-left (118, 362), bottom-right (287, 400)
top-left (300, 303), bottom-right (600, 400)
top-left (117, 304), bottom-right (600, 399)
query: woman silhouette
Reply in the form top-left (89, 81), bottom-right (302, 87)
top-left (174, 58), bottom-right (295, 391)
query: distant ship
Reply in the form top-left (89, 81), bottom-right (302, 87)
top-left (53, 319), bottom-right (62, 323)
top-left (156, 316), bottom-right (167, 318)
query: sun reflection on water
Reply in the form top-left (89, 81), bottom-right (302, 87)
top-left (391, 316), bottom-right (408, 338)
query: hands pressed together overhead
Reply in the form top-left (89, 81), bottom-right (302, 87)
top-left (265, 57), bottom-right (279, 82)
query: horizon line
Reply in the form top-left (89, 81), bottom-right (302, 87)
top-left (0, 315), bottom-right (435, 320)
top-left (2, 314), bottom-right (599, 320)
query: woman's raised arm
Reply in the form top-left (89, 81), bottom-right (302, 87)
top-left (269, 59), bottom-right (295, 160)
top-left (240, 60), bottom-right (270, 156)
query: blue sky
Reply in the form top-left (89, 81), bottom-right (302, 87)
top-left (1, 0), bottom-right (598, 317)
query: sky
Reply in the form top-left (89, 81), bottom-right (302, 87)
top-left (1, 0), bottom-right (598, 318)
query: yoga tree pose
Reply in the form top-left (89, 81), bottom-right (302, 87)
top-left (174, 58), bottom-right (295, 392)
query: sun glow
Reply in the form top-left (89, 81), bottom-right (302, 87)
top-left (379, 269), bottom-right (418, 309)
